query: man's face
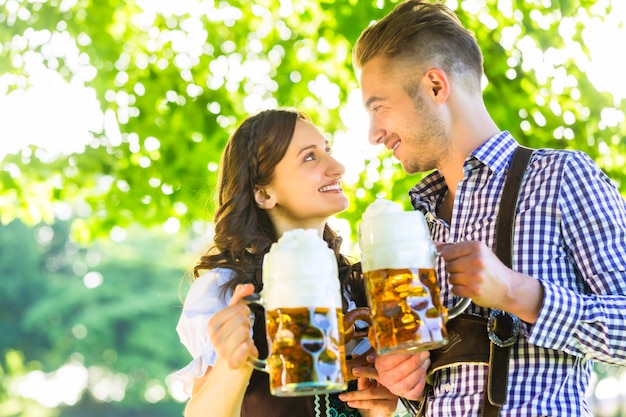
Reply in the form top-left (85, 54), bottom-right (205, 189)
top-left (359, 55), bottom-right (448, 174)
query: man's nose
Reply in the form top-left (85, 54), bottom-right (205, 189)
top-left (368, 120), bottom-right (385, 146)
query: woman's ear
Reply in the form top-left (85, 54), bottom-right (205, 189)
top-left (254, 186), bottom-right (276, 209)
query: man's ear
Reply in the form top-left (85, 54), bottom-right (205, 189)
top-left (424, 67), bottom-right (450, 104)
top-left (254, 187), bottom-right (276, 209)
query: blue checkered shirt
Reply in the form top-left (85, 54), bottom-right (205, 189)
top-left (407, 131), bottom-right (626, 417)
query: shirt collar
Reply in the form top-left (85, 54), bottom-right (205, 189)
top-left (467, 130), bottom-right (518, 176)
top-left (409, 131), bottom-right (520, 214)
top-left (409, 171), bottom-right (446, 215)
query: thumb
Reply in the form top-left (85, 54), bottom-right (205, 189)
top-left (229, 283), bottom-right (256, 306)
top-left (434, 241), bottom-right (449, 254)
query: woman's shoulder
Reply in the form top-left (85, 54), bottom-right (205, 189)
top-left (195, 267), bottom-right (235, 287)
top-left (182, 268), bottom-right (236, 311)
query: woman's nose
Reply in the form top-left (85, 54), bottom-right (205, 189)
top-left (329, 155), bottom-right (346, 176)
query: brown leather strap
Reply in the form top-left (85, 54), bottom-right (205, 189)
top-left (484, 145), bottom-right (534, 417)
top-left (429, 315), bottom-right (490, 370)
top-left (494, 146), bottom-right (534, 267)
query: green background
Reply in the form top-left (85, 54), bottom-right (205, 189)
top-left (1, 0), bottom-right (625, 416)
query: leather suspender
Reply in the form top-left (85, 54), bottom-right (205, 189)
top-left (484, 145), bottom-right (534, 417)
top-left (494, 146), bottom-right (534, 267)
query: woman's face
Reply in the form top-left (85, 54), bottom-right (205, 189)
top-left (260, 119), bottom-right (348, 233)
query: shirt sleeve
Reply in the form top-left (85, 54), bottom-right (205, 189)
top-left (529, 151), bottom-right (626, 365)
top-left (175, 268), bottom-right (251, 395)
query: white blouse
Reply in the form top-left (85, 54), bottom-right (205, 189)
top-left (175, 268), bottom-right (369, 396)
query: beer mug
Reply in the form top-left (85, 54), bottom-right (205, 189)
top-left (245, 229), bottom-right (348, 397)
top-left (358, 199), bottom-right (470, 355)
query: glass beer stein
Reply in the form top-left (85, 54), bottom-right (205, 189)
top-left (358, 199), bottom-right (471, 355)
top-left (246, 229), bottom-right (348, 397)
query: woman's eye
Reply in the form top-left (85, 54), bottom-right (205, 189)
top-left (304, 152), bottom-right (316, 161)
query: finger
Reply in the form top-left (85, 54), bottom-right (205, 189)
top-left (212, 318), bottom-right (253, 355)
top-left (375, 351), bottom-right (430, 400)
top-left (374, 353), bottom-right (413, 372)
top-left (434, 241), bottom-right (448, 254)
top-left (229, 283), bottom-right (256, 306)
top-left (208, 302), bottom-right (251, 333)
top-left (438, 240), bottom-right (481, 262)
top-left (339, 386), bottom-right (398, 411)
top-left (339, 383), bottom-right (388, 402)
top-left (210, 283), bottom-right (254, 336)
top-left (357, 376), bottom-right (374, 391)
top-left (352, 364), bottom-right (379, 380)
top-left (228, 338), bottom-right (258, 369)
top-left (207, 306), bottom-right (253, 349)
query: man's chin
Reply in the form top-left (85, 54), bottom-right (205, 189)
top-left (401, 160), bottom-right (432, 175)
top-left (401, 162), bottom-right (418, 174)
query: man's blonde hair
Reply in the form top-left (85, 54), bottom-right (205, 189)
top-left (353, 0), bottom-right (484, 91)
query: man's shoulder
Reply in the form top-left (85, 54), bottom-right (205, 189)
top-left (526, 147), bottom-right (615, 191)
top-left (528, 147), bottom-right (594, 169)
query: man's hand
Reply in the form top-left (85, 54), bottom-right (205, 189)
top-left (353, 351), bottom-right (430, 401)
top-left (436, 241), bottom-right (543, 323)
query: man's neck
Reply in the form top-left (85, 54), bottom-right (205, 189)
top-left (435, 156), bottom-right (465, 223)
top-left (429, 88), bottom-right (501, 220)
top-left (437, 189), bottom-right (454, 224)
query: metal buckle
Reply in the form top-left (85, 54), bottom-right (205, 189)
top-left (487, 309), bottom-right (520, 348)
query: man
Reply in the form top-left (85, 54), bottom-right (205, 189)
top-left (351, 1), bottom-right (626, 416)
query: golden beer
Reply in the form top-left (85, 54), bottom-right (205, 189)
top-left (364, 267), bottom-right (449, 354)
top-left (265, 306), bottom-right (348, 396)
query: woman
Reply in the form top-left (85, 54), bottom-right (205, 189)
top-left (176, 109), bottom-right (398, 417)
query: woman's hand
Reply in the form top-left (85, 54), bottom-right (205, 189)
top-left (187, 284), bottom-right (258, 417)
top-left (206, 283), bottom-right (258, 369)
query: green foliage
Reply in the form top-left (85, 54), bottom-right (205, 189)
top-left (0, 1), bottom-right (625, 413)
top-left (0, 219), bottom-right (191, 414)
top-left (0, 220), bottom-right (54, 362)
top-left (2, 0), bottom-right (624, 244)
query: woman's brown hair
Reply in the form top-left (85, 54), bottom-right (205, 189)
top-left (194, 109), bottom-right (366, 306)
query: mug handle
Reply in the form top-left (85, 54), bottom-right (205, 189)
top-left (448, 297), bottom-right (471, 319)
top-left (433, 245), bottom-right (471, 319)
top-left (343, 307), bottom-right (376, 379)
top-left (242, 294), bottom-right (270, 373)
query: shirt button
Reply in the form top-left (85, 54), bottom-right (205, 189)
top-left (443, 383), bottom-right (452, 392)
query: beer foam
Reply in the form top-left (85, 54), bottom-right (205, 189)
top-left (262, 228), bottom-right (342, 310)
top-left (363, 198), bottom-right (404, 218)
top-left (361, 240), bottom-right (435, 271)
top-left (359, 199), bottom-right (435, 272)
